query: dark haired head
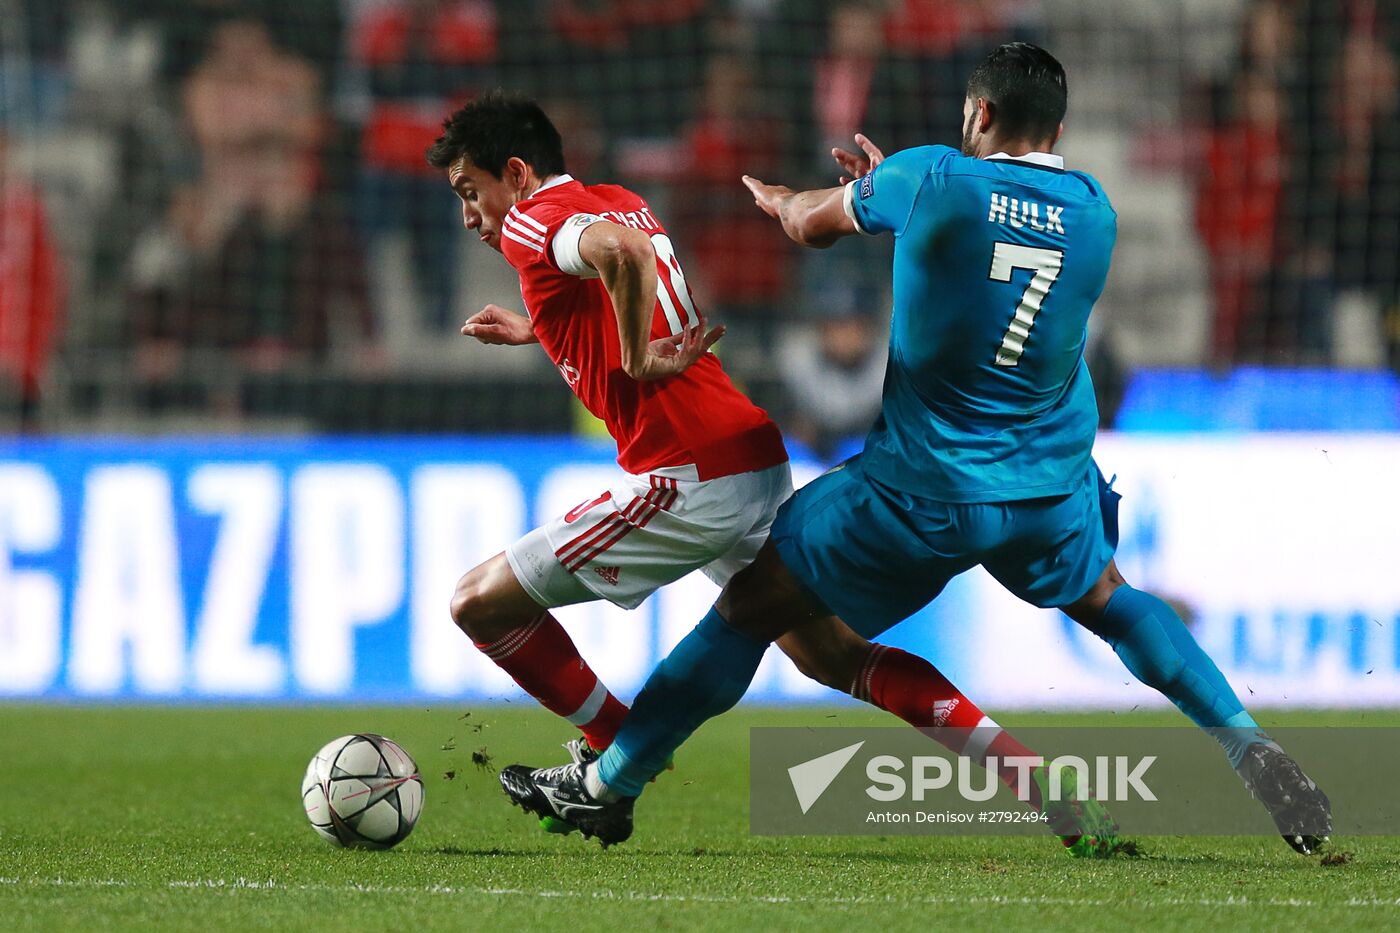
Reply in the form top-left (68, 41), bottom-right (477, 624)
top-left (965, 43), bottom-right (1068, 146)
top-left (426, 90), bottom-right (566, 178)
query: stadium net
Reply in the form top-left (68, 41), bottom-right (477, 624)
top-left (1, 0), bottom-right (1397, 446)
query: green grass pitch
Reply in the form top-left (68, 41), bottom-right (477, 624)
top-left (3, 705), bottom-right (1397, 931)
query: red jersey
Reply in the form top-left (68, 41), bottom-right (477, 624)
top-left (500, 175), bottom-right (787, 480)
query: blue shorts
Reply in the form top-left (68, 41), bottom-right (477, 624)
top-left (769, 456), bottom-right (1121, 638)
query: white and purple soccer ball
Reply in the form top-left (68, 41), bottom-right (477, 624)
top-left (302, 734), bottom-right (424, 850)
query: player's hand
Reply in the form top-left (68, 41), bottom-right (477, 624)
top-left (461, 304), bottom-right (537, 346)
top-left (832, 133), bottom-right (886, 184)
top-left (741, 175), bottom-right (795, 220)
top-left (631, 312), bottom-right (725, 381)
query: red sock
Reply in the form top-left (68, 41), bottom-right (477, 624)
top-left (854, 644), bottom-right (1043, 810)
top-left (475, 612), bottom-right (628, 750)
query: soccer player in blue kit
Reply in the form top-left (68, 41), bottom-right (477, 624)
top-left (501, 43), bottom-right (1332, 854)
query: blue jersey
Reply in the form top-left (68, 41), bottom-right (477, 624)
top-left (845, 144), bottom-right (1117, 502)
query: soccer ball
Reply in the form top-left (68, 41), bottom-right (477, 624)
top-left (301, 734), bottom-right (424, 849)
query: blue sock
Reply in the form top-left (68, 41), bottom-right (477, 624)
top-left (596, 607), bottom-right (768, 797)
top-left (1089, 586), bottom-right (1265, 767)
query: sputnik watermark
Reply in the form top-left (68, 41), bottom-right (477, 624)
top-left (865, 809), bottom-right (1050, 825)
top-left (865, 754), bottom-right (1156, 803)
top-left (787, 740), bottom-right (1155, 814)
top-left (752, 726), bottom-right (1376, 837)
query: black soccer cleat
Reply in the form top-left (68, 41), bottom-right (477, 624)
top-left (499, 762), bottom-right (635, 848)
top-left (1235, 743), bottom-right (1333, 855)
top-left (535, 740), bottom-right (602, 835)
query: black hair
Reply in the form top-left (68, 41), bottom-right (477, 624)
top-left (425, 90), bottom-right (566, 178)
top-left (965, 42), bottom-right (1068, 144)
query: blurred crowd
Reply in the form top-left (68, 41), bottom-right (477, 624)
top-left (0, 0), bottom-right (1396, 447)
top-left (1194, 0), bottom-right (1400, 367)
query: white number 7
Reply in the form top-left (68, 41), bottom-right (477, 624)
top-left (989, 242), bottom-right (1063, 367)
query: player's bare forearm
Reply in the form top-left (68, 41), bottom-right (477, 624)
top-left (776, 187), bottom-right (850, 248)
top-left (587, 226), bottom-right (661, 378)
top-left (577, 219), bottom-right (723, 381)
top-left (742, 176), bottom-right (856, 248)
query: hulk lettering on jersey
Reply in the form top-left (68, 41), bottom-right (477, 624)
top-left (987, 194), bottom-right (1065, 235)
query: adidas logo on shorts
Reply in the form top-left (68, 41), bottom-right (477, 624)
top-left (932, 698), bottom-right (960, 726)
top-left (593, 566), bottom-right (621, 586)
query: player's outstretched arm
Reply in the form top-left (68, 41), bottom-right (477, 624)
top-left (578, 221), bottom-right (724, 382)
top-left (742, 176), bottom-right (858, 249)
top-left (461, 304), bottom-right (537, 345)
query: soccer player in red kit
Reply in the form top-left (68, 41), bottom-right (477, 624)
top-left (428, 92), bottom-right (1116, 852)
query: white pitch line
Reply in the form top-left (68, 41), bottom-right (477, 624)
top-left (1, 877), bottom-right (1398, 910)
